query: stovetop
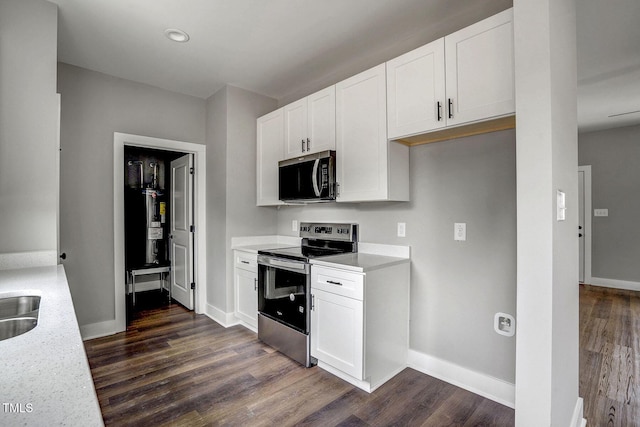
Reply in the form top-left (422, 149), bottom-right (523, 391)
top-left (258, 245), bottom-right (346, 262)
top-left (258, 222), bottom-right (359, 262)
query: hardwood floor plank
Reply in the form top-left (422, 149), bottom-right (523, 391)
top-left (85, 296), bottom-right (515, 426)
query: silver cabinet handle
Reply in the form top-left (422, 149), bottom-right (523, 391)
top-left (301, 139), bottom-right (305, 152)
top-left (241, 260), bottom-right (250, 264)
top-left (254, 278), bottom-right (257, 291)
top-left (327, 280), bottom-right (342, 286)
top-left (311, 294), bottom-right (315, 310)
top-left (306, 138), bottom-right (310, 151)
top-left (448, 98), bottom-right (454, 119)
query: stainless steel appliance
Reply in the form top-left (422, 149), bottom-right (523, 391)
top-left (278, 150), bottom-right (336, 203)
top-left (257, 222), bottom-right (358, 367)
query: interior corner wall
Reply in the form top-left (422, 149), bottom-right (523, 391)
top-left (206, 87), bottom-right (229, 312)
top-left (0, 0), bottom-right (58, 254)
top-left (57, 63), bottom-right (206, 326)
top-left (206, 85), bottom-right (278, 314)
top-left (578, 124), bottom-right (640, 283)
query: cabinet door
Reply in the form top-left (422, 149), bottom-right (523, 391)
top-left (256, 108), bottom-right (285, 206)
top-left (387, 38), bottom-right (446, 139)
top-left (336, 64), bottom-right (389, 202)
top-left (284, 98), bottom-right (307, 158)
top-left (311, 288), bottom-right (364, 380)
top-left (306, 86), bottom-right (336, 154)
top-left (445, 8), bottom-right (514, 126)
top-left (235, 267), bottom-right (258, 328)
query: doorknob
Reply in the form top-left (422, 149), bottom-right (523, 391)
top-left (579, 233), bottom-right (583, 237)
top-left (578, 226), bottom-right (583, 230)
top-left (59, 252), bottom-right (67, 260)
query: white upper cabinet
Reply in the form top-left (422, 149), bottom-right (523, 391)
top-left (336, 64), bottom-right (409, 202)
top-left (386, 8), bottom-right (514, 139)
top-left (387, 38), bottom-right (446, 139)
top-left (445, 8), bottom-right (514, 126)
top-left (256, 108), bottom-right (285, 206)
top-left (284, 86), bottom-right (336, 158)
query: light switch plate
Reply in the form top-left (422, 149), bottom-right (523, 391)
top-left (292, 220), bottom-right (298, 231)
top-left (556, 190), bottom-right (566, 221)
top-left (397, 222), bottom-right (406, 237)
top-left (454, 223), bottom-right (466, 241)
top-left (594, 209), bottom-right (608, 217)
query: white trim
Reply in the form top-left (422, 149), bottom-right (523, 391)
top-left (407, 349), bottom-right (515, 408)
top-left (0, 250), bottom-right (58, 270)
top-left (205, 303), bottom-right (239, 328)
top-left (113, 132), bottom-right (207, 336)
top-left (578, 165), bottom-right (592, 284)
top-left (80, 319), bottom-right (121, 340)
top-left (570, 397), bottom-right (586, 427)
top-left (590, 277), bottom-right (640, 292)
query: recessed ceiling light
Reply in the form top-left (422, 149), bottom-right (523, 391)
top-left (164, 28), bottom-right (190, 43)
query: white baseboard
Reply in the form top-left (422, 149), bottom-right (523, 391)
top-left (205, 303), bottom-right (239, 328)
top-left (590, 277), bottom-right (640, 292)
top-left (570, 397), bottom-right (586, 427)
top-left (80, 319), bottom-right (123, 340)
top-left (407, 349), bottom-right (515, 408)
top-left (0, 250), bottom-right (58, 270)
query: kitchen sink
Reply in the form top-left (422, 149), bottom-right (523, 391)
top-left (0, 317), bottom-right (39, 341)
top-left (0, 295), bottom-right (41, 341)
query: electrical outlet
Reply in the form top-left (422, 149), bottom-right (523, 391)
top-left (494, 312), bottom-right (515, 337)
top-left (292, 220), bottom-right (298, 232)
top-left (454, 223), bottom-right (466, 241)
top-left (594, 209), bottom-right (608, 217)
top-left (397, 222), bottom-right (406, 237)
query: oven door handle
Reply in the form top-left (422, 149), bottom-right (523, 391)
top-left (258, 257), bottom-right (308, 273)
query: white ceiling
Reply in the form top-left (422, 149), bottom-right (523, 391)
top-left (50, 0), bottom-right (640, 132)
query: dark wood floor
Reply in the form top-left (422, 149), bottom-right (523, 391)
top-left (85, 291), bottom-right (514, 426)
top-left (579, 284), bottom-right (640, 426)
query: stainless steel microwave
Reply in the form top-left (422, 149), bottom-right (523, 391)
top-left (279, 150), bottom-right (336, 203)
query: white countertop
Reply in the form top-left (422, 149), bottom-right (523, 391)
top-left (310, 252), bottom-right (410, 272)
top-left (0, 265), bottom-right (103, 426)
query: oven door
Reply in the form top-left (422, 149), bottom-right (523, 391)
top-left (257, 255), bottom-right (310, 334)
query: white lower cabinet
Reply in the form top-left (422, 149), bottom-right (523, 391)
top-left (310, 262), bottom-right (410, 392)
top-left (311, 288), bottom-right (364, 380)
top-left (234, 250), bottom-right (258, 330)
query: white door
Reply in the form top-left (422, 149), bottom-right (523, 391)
top-left (311, 288), bottom-right (364, 380)
top-left (336, 64), bottom-right (389, 202)
top-left (235, 267), bottom-right (258, 328)
top-left (170, 154), bottom-right (194, 309)
top-left (444, 8), bottom-right (514, 126)
top-left (306, 86), bottom-right (336, 154)
top-left (386, 38), bottom-right (446, 139)
top-left (284, 98), bottom-right (307, 158)
top-left (256, 108), bottom-right (285, 206)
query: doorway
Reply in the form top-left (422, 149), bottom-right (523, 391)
top-left (113, 133), bottom-right (207, 334)
top-left (123, 146), bottom-right (194, 320)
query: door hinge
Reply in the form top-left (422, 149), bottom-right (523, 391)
top-left (191, 282), bottom-right (196, 290)
top-left (190, 225), bottom-right (195, 233)
top-left (190, 167), bottom-right (194, 175)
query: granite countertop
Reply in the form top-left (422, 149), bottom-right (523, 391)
top-left (0, 265), bottom-right (103, 426)
top-left (310, 252), bottom-right (410, 273)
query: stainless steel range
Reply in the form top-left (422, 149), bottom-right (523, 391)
top-left (257, 222), bottom-right (358, 367)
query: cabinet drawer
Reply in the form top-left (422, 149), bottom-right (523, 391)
top-left (312, 266), bottom-right (364, 300)
top-left (235, 251), bottom-right (257, 272)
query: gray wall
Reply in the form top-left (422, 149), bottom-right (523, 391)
top-left (57, 63), bottom-right (206, 326)
top-left (205, 85), bottom-right (278, 313)
top-left (276, 130), bottom-right (517, 382)
top-left (0, 0), bottom-right (58, 254)
top-left (579, 124), bottom-right (640, 282)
